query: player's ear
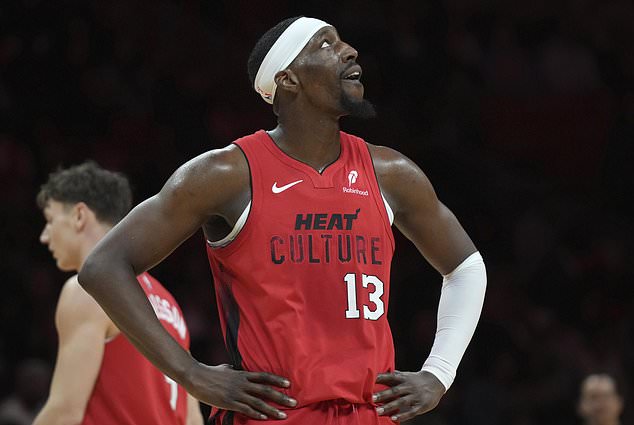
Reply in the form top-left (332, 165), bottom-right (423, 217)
top-left (275, 69), bottom-right (300, 95)
top-left (73, 202), bottom-right (90, 232)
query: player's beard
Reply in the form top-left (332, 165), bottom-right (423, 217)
top-left (340, 91), bottom-right (376, 119)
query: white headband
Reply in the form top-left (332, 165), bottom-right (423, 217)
top-left (254, 17), bottom-right (330, 104)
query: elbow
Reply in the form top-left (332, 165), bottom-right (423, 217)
top-left (79, 246), bottom-right (135, 297)
top-left (78, 250), bottom-right (105, 294)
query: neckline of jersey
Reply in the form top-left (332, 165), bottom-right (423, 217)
top-left (259, 130), bottom-right (348, 179)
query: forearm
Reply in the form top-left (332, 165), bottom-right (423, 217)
top-left (421, 251), bottom-right (487, 390)
top-left (78, 253), bottom-right (197, 385)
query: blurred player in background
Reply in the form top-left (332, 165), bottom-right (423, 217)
top-left (33, 162), bottom-right (203, 425)
top-left (578, 373), bottom-right (624, 425)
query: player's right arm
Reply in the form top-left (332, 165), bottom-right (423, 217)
top-left (33, 276), bottom-right (110, 425)
top-left (78, 146), bottom-right (296, 420)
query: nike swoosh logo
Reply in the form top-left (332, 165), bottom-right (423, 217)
top-left (272, 179), bottom-right (303, 194)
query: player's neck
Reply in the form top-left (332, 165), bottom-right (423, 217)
top-left (270, 117), bottom-right (341, 173)
top-left (77, 224), bottom-right (112, 269)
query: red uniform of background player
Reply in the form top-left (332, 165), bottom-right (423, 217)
top-left (82, 272), bottom-right (191, 425)
top-left (34, 162), bottom-right (203, 425)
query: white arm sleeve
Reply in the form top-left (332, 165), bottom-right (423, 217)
top-left (421, 251), bottom-right (487, 391)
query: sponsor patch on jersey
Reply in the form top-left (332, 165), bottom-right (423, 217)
top-left (343, 170), bottom-right (368, 196)
top-left (342, 187), bottom-right (369, 196)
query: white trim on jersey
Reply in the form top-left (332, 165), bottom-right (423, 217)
top-left (207, 194), bottom-right (394, 247)
top-left (381, 194), bottom-right (394, 225)
top-left (207, 201), bottom-right (252, 248)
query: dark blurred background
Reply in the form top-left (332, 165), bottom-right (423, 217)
top-left (1, 0), bottom-right (633, 424)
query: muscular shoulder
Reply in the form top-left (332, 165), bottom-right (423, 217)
top-left (57, 275), bottom-right (100, 314)
top-left (167, 144), bottom-right (248, 197)
top-left (56, 275), bottom-right (112, 335)
top-left (161, 144), bottom-right (249, 217)
top-left (366, 143), bottom-right (436, 216)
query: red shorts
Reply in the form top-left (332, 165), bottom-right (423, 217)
top-left (212, 400), bottom-right (396, 424)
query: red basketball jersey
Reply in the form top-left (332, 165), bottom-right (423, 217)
top-left (206, 130), bottom-right (395, 415)
top-left (82, 272), bottom-right (190, 425)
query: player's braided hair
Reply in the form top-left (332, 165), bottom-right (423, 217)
top-left (247, 16), bottom-right (302, 87)
top-left (37, 161), bottom-right (132, 225)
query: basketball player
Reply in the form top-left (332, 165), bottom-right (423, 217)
top-left (33, 162), bottom-right (203, 425)
top-left (78, 17), bottom-right (487, 424)
top-left (578, 374), bottom-right (624, 425)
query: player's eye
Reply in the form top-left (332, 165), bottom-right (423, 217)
top-left (320, 40), bottom-right (331, 49)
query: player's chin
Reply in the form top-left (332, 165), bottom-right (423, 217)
top-left (57, 258), bottom-right (76, 272)
top-left (342, 80), bottom-right (364, 99)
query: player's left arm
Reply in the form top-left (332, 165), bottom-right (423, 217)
top-left (33, 276), bottom-right (111, 425)
top-left (369, 144), bottom-right (487, 422)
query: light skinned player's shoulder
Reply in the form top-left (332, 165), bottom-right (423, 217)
top-left (57, 275), bottom-right (94, 309)
top-left (55, 275), bottom-right (112, 333)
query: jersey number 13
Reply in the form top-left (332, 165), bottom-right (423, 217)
top-left (343, 273), bottom-right (385, 320)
